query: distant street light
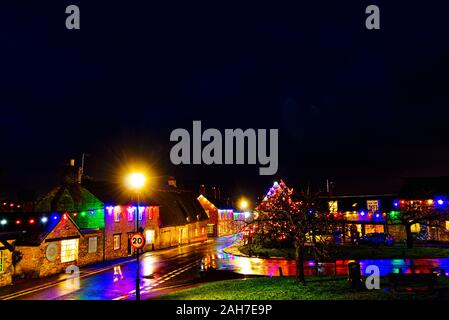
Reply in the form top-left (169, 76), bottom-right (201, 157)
top-left (126, 172), bottom-right (146, 301)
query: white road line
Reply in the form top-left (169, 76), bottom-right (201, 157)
top-left (116, 261), bottom-right (200, 299)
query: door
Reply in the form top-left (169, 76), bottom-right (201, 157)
top-left (127, 232), bottom-right (133, 255)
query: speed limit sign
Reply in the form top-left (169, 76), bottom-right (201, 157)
top-left (130, 232), bottom-right (145, 249)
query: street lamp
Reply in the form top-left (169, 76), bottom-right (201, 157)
top-left (126, 172), bottom-right (146, 301)
top-left (239, 198), bottom-right (249, 211)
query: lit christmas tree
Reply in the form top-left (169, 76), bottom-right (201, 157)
top-left (255, 180), bottom-right (336, 284)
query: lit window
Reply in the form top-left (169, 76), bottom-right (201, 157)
top-left (61, 239), bottom-right (79, 263)
top-left (367, 200), bottom-right (380, 213)
top-left (113, 234), bottom-right (121, 250)
top-left (88, 237), bottom-right (98, 253)
top-left (365, 224), bottom-right (384, 233)
top-left (145, 230), bottom-right (155, 244)
top-left (411, 223), bottom-right (421, 233)
top-left (446, 221), bottom-right (449, 230)
top-left (201, 227), bottom-right (205, 235)
top-left (328, 201), bottom-right (338, 214)
top-left (207, 224), bottom-right (214, 234)
top-left (0, 250), bottom-right (5, 273)
top-left (127, 207), bottom-right (134, 221)
top-left (114, 206), bottom-right (121, 222)
top-left (195, 228), bottom-right (198, 237)
top-left (138, 207), bottom-right (144, 221)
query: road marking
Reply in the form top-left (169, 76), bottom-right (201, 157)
top-left (0, 259), bottom-right (137, 300)
top-left (114, 260), bottom-right (199, 300)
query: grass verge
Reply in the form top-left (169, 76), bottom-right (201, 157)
top-left (157, 276), bottom-right (449, 300)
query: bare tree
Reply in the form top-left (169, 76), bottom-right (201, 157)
top-left (390, 201), bottom-right (449, 248)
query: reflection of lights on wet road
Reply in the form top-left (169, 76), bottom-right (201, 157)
top-left (113, 266), bottom-right (124, 282)
top-left (236, 257), bottom-right (255, 274)
top-left (214, 248), bottom-right (449, 278)
top-left (142, 255), bottom-right (156, 277)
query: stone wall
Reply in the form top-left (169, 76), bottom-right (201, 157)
top-left (0, 245), bottom-right (13, 287)
top-left (78, 230), bottom-right (104, 266)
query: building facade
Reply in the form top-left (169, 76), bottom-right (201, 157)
top-left (325, 194), bottom-right (395, 243)
top-left (197, 195), bottom-right (245, 237)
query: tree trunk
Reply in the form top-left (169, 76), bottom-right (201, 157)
top-left (405, 223), bottom-right (413, 249)
top-left (295, 244), bottom-right (306, 284)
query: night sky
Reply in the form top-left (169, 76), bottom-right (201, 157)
top-left (1, 1), bottom-right (449, 201)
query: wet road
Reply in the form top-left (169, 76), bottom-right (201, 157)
top-left (4, 235), bottom-right (449, 300)
top-left (5, 235), bottom-right (239, 300)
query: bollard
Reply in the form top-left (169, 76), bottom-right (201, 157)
top-left (347, 261), bottom-right (362, 290)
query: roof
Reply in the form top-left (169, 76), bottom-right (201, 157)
top-left (35, 182), bottom-right (103, 213)
top-left (198, 195), bottom-right (234, 210)
top-left (399, 176), bottom-right (449, 199)
top-left (152, 189), bottom-right (209, 227)
top-left (0, 212), bottom-right (82, 246)
top-left (82, 180), bottom-right (209, 227)
top-left (82, 179), bottom-right (158, 205)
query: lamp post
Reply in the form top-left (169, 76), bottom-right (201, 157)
top-left (127, 173), bottom-right (146, 301)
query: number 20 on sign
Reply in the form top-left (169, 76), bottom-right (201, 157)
top-left (131, 233), bottom-right (145, 249)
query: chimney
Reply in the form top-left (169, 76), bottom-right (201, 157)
top-left (64, 159), bottom-right (81, 184)
top-left (167, 176), bottom-right (177, 188)
top-left (211, 186), bottom-right (220, 199)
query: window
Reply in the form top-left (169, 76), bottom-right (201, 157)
top-left (114, 206), bottom-right (121, 222)
top-left (328, 201), bottom-right (338, 214)
top-left (411, 223), bottom-right (421, 233)
top-left (446, 221), bottom-right (449, 230)
top-left (61, 239), bottom-right (79, 263)
top-left (0, 250), bottom-right (5, 273)
top-left (201, 227), bottom-right (205, 235)
top-left (207, 224), bottom-right (214, 234)
top-left (88, 237), bottom-right (98, 253)
top-left (365, 224), bottom-right (384, 234)
top-left (195, 228), bottom-right (198, 237)
top-left (138, 207), bottom-right (143, 221)
top-left (367, 200), bottom-right (380, 213)
top-left (127, 207), bottom-right (134, 222)
top-left (145, 230), bottom-right (155, 244)
top-left (113, 234), bottom-right (121, 250)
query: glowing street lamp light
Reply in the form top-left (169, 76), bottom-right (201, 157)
top-left (125, 172), bottom-right (146, 301)
top-left (239, 199), bottom-right (249, 211)
top-left (127, 173), bottom-right (146, 190)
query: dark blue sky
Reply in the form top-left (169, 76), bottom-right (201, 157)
top-left (1, 1), bottom-right (449, 200)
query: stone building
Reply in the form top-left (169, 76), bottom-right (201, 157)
top-left (197, 195), bottom-right (245, 237)
top-left (82, 177), bottom-right (209, 259)
top-left (0, 212), bottom-right (103, 282)
top-left (325, 194), bottom-right (395, 242)
top-left (0, 235), bottom-right (15, 287)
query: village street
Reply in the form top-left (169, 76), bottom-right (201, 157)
top-left (0, 235), bottom-right (240, 300)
